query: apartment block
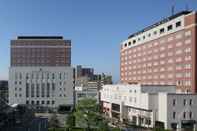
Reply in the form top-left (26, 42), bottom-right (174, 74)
top-left (120, 11), bottom-right (197, 93)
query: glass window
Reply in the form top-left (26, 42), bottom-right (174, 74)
top-left (167, 25), bottom-right (173, 31)
top-left (173, 99), bottom-right (176, 106)
top-left (184, 99), bottom-right (186, 106)
top-left (173, 112), bottom-right (176, 119)
top-left (176, 21), bottom-right (181, 27)
top-left (160, 28), bottom-right (165, 34)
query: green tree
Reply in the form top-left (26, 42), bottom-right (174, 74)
top-left (74, 98), bottom-right (108, 131)
top-left (65, 112), bottom-right (75, 129)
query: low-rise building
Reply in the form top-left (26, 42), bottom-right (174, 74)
top-left (75, 82), bottom-right (99, 104)
top-left (100, 84), bottom-right (197, 130)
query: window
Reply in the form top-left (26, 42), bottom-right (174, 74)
top-left (176, 21), bottom-right (181, 27)
top-left (31, 84), bottom-right (34, 97)
top-left (183, 112), bottom-right (186, 119)
top-left (160, 28), bottom-right (165, 34)
top-left (52, 100), bottom-right (55, 105)
top-left (154, 31), bottom-right (157, 35)
top-left (133, 40), bottom-right (136, 44)
top-left (36, 101), bottom-right (39, 105)
top-left (189, 112), bottom-right (192, 119)
top-left (124, 43), bottom-right (127, 47)
top-left (47, 83), bottom-right (50, 97)
top-left (42, 100), bottom-right (45, 104)
top-left (128, 42), bottom-right (131, 46)
top-left (26, 100), bottom-right (29, 104)
top-left (167, 25), bottom-right (173, 31)
top-left (173, 99), bottom-right (176, 106)
top-left (31, 100), bottom-right (34, 105)
top-left (189, 99), bottom-right (192, 106)
top-left (184, 99), bottom-right (186, 106)
top-left (173, 112), bottom-right (176, 119)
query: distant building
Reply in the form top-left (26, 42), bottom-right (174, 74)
top-left (9, 36), bottom-right (73, 110)
top-left (100, 84), bottom-right (197, 130)
top-left (76, 65), bottom-right (94, 79)
top-left (74, 65), bottom-right (112, 86)
top-left (120, 11), bottom-right (197, 93)
top-left (75, 83), bottom-right (99, 104)
top-left (0, 80), bottom-right (8, 104)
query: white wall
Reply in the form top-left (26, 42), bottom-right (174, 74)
top-left (9, 66), bottom-right (73, 108)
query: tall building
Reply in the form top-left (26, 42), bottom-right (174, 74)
top-left (9, 36), bottom-right (73, 109)
top-left (120, 11), bottom-right (197, 93)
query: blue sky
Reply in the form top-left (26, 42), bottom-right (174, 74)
top-left (0, 0), bottom-right (197, 82)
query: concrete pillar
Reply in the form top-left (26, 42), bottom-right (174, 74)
top-left (109, 103), bottom-right (112, 118)
top-left (120, 102), bottom-right (123, 122)
top-left (193, 123), bottom-right (196, 131)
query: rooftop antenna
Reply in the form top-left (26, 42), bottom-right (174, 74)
top-left (185, 4), bottom-right (189, 11)
top-left (171, 5), bottom-right (175, 15)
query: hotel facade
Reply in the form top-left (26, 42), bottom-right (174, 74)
top-left (9, 36), bottom-right (73, 109)
top-left (120, 11), bottom-right (197, 93)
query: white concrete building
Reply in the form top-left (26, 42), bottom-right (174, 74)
top-left (9, 67), bottom-right (73, 108)
top-left (100, 84), bottom-right (197, 130)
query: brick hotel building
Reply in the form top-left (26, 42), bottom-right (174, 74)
top-left (9, 36), bottom-right (73, 109)
top-left (120, 11), bottom-right (197, 93)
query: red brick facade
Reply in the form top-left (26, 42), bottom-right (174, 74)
top-left (120, 11), bottom-right (197, 93)
top-left (11, 36), bottom-right (71, 67)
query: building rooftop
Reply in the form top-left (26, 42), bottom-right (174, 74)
top-left (128, 10), bottom-right (192, 39)
top-left (17, 36), bottom-right (63, 40)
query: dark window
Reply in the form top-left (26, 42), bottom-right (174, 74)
top-left (31, 83), bottom-right (35, 97)
top-left (36, 101), bottom-right (39, 105)
top-left (52, 101), bottom-right (55, 105)
top-left (189, 112), bottom-right (192, 118)
top-left (173, 112), bottom-right (176, 119)
top-left (26, 83), bottom-right (29, 97)
top-left (42, 100), bottom-right (45, 104)
top-left (143, 36), bottom-right (145, 39)
top-left (31, 100), bottom-right (34, 105)
top-left (173, 99), bottom-right (176, 106)
top-left (124, 43), bottom-right (127, 47)
top-left (184, 99), bottom-right (186, 106)
top-left (183, 112), bottom-right (186, 119)
top-left (167, 25), bottom-right (173, 31)
top-left (47, 83), bottom-right (50, 97)
top-left (148, 33), bottom-right (151, 37)
top-left (26, 100), bottom-right (29, 104)
top-left (176, 21), bottom-right (181, 27)
top-left (154, 31), bottom-right (157, 35)
top-left (133, 40), bottom-right (136, 44)
top-left (160, 28), bottom-right (165, 34)
top-left (52, 73), bottom-right (55, 79)
top-left (128, 42), bottom-right (131, 46)
top-left (189, 99), bottom-right (192, 106)
top-left (47, 101), bottom-right (50, 105)
top-left (52, 83), bottom-right (55, 91)
top-left (41, 83), bottom-right (45, 97)
top-left (36, 84), bottom-right (40, 97)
